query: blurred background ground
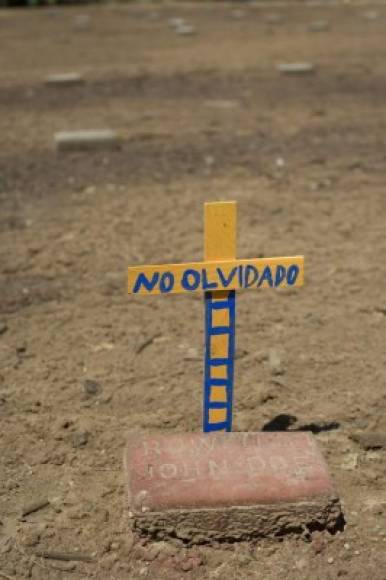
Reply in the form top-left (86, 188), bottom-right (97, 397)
top-left (0, 1), bottom-right (385, 578)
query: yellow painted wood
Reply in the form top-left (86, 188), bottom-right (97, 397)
top-left (211, 334), bottom-right (229, 359)
top-left (211, 365), bottom-right (228, 379)
top-left (128, 256), bottom-right (304, 295)
top-left (212, 307), bottom-right (230, 328)
top-left (209, 408), bottom-right (228, 423)
top-left (210, 386), bottom-right (228, 402)
top-left (204, 201), bottom-right (236, 261)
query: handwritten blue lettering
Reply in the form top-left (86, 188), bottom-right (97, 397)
top-left (159, 272), bottom-right (174, 293)
top-left (286, 265), bottom-right (299, 286)
top-left (217, 266), bottom-right (237, 288)
top-left (258, 266), bottom-right (273, 287)
top-left (133, 272), bottom-right (159, 293)
top-left (181, 268), bottom-right (200, 291)
top-left (202, 269), bottom-right (218, 290)
top-left (245, 265), bottom-right (259, 288)
top-left (274, 265), bottom-right (286, 287)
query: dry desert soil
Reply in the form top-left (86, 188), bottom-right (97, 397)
top-left (0, 1), bottom-right (385, 578)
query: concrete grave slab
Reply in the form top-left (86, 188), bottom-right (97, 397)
top-left (308, 20), bottom-right (330, 32)
top-left (55, 130), bottom-right (121, 152)
top-left (175, 24), bottom-right (196, 36)
top-left (125, 432), bottom-right (342, 542)
top-left (277, 62), bottom-right (316, 75)
top-left (45, 73), bottom-right (84, 87)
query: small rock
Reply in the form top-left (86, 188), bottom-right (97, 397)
top-left (295, 557), bottom-right (308, 570)
top-left (74, 14), bottom-right (90, 29)
top-left (51, 562), bottom-right (76, 572)
top-left (175, 24), bottom-right (196, 36)
top-left (21, 529), bottom-right (41, 547)
top-left (350, 432), bottom-right (386, 450)
top-left (327, 556), bottom-right (334, 564)
top-left (169, 17), bottom-right (185, 28)
top-left (84, 379), bottom-right (102, 396)
top-left (312, 532), bottom-right (326, 554)
top-left (0, 322), bottom-right (8, 335)
top-left (72, 431), bottom-right (89, 448)
top-left (277, 62), bottom-right (315, 75)
top-left (264, 14), bottom-right (284, 25)
top-left (101, 553), bottom-right (118, 570)
top-left (341, 452), bottom-right (358, 471)
top-left (179, 555), bottom-right (203, 572)
top-left (364, 11), bottom-right (378, 21)
top-left (141, 545), bottom-right (161, 562)
top-left (84, 185), bottom-right (96, 195)
top-left (231, 10), bottom-right (245, 20)
top-left (308, 20), bottom-right (329, 32)
top-left (268, 349), bottom-right (284, 376)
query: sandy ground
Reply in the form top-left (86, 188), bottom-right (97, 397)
top-left (0, 1), bottom-right (385, 578)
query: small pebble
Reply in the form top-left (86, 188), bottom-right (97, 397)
top-left (74, 14), bottom-right (90, 29)
top-left (308, 20), bottom-right (329, 32)
top-left (364, 11), bottom-right (378, 21)
top-left (264, 14), bottom-right (284, 25)
top-left (84, 379), bottom-right (102, 396)
top-left (268, 349), bottom-right (283, 376)
top-left (72, 431), bottom-right (89, 448)
top-left (168, 17), bottom-right (185, 28)
top-left (327, 556), bottom-right (334, 564)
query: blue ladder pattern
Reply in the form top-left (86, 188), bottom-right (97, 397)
top-left (203, 290), bottom-right (236, 432)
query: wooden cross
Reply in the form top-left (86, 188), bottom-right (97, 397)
top-left (128, 201), bottom-right (304, 433)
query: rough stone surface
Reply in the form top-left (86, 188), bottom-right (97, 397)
top-left (125, 432), bottom-right (342, 541)
top-left (55, 130), bottom-right (120, 152)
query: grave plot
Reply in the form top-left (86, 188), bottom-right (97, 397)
top-left (0, 1), bottom-right (385, 579)
top-left (125, 201), bottom-right (342, 539)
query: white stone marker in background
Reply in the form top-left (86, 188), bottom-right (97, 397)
top-left (45, 73), bottom-right (84, 87)
top-left (175, 24), bottom-right (196, 36)
top-left (364, 11), bottom-right (379, 21)
top-left (55, 130), bottom-right (120, 152)
top-left (277, 62), bottom-right (315, 75)
top-left (308, 20), bottom-right (330, 32)
top-left (264, 14), bottom-right (284, 25)
top-left (168, 17), bottom-right (185, 28)
top-left (74, 14), bottom-right (91, 30)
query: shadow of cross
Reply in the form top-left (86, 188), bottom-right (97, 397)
top-left (128, 202), bottom-right (304, 433)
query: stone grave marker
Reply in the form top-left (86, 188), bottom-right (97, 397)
top-left (175, 24), bottom-right (196, 36)
top-left (277, 62), bottom-right (316, 75)
top-left (308, 20), bottom-right (330, 32)
top-left (45, 73), bottom-right (84, 87)
top-left (55, 130), bottom-right (120, 152)
top-left (74, 14), bottom-right (91, 30)
top-left (125, 201), bottom-right (342, 539)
